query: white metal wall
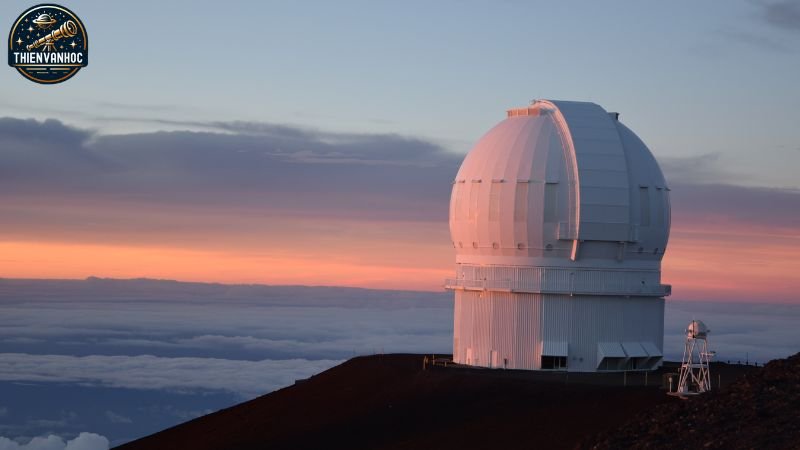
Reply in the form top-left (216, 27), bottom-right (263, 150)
top-left (453, 291), bottom-right (664, 372)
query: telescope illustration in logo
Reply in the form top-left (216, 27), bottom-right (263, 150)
top-left (27, 20), bottom-right (78, 52)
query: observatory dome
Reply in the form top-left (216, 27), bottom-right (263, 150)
top-left (687, 320), bottom-right (709, 339)
top-left (449, 100), bottom-right (670, 270)
top-left (447, 100), bottom-right (671, 372)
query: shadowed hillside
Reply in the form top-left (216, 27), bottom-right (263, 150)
top-left (115, 355), bottom-right (761, 450)
top-left (586, 352), bottom-right (800, 449)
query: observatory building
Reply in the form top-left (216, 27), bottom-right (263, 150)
top-left (445, 100), bottom-right (671, 372)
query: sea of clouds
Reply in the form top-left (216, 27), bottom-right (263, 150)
top-left (0, 278), bottom-right (797, 447)
top-left (0, 433), bottom-right (107, 450)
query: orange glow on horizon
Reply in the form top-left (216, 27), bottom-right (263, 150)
top-left (662, 222), bottom-right (800, 303)
top-left (0, 240), bottom-right (451, 292)
top-left (1, 219), bottom-right (797, 302)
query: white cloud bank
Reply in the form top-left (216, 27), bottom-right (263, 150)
top-left (664, 301), bottom-right (800, 363)
top-left (0, 433), bottom-right (108, 450)
top-left (0, 354), bottom-right (341, 398)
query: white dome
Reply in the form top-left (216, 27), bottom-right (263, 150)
top-left (687, 320), bottom-right (709, 339)
top-left (449, 100), bottom-right (670, 269)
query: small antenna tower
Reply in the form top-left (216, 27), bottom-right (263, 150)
top-left (676, 320), bottom-right (715, 396)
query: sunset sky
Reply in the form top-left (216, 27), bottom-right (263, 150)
top-left (1, 0), bottom-right (798, 302)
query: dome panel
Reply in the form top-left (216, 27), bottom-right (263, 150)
top-left (449, 100), bottom-right (670, 269)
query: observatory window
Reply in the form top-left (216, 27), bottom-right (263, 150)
top-left (514, 182), bottom-right (529, 222)
top-left (468, 183), bottom-right (480, 221)
top-left (489, 182), bottom-right (502, 221)
top-left (639, 187), bottom-right (651, 227)
top-left (544, 183), bottom-right (558, 222)
top-left (540, 356), bottom-right (567, 370)
top-left (598, 357), bottom-right (627, 371)
top-left (452, 183), bottom-right (463, 220)
top-left (654, 188), bottom-right (665, 226)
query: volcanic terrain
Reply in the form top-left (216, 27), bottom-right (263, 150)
top-left (116, 354), bottom-right (774, 450)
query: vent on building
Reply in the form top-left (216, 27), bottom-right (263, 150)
top-left (541, 341), bottom-right (568, 370)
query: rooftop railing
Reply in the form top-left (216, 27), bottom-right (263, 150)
top-left (444, 272), bottom-right (671, 297)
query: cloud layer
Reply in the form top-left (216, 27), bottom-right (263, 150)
top-left (0, 117), bottom-right (798, 297)
top-left (0, 117), bottom-right (458, 222)
top-left (759, 1), bottom-right (800, 32)
top-left (3, 117), bottom-right (798, 230)
top-left (0, 279), bottom-right (797, 445)
top-left (0, 433), bottom-right (108, 450)
top-left (0, 354), bottom-right (340, 398)
top-left (0, 279), bottom-right (454, 445)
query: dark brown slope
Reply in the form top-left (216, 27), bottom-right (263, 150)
top-left (116, 355), bottom-right (754, 450)
top-left (587, 352), bottom-right (800, 450)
